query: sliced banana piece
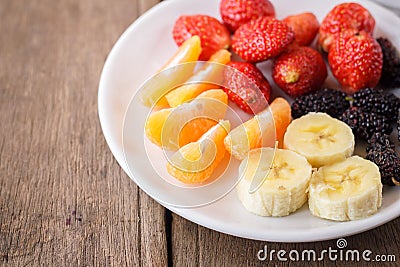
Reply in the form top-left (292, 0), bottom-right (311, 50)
top-left (309, 156), bottom-right (382, 221)
top-left (284, 112), bottom-right (355, 167)
top-left (237, 148), bottom-right (312, 217)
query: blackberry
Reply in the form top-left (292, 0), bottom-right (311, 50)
top-left (366, 147), bottom-right (400, 186)
top-left (340, 107), bottom-right (393, 140)
top-left (352, 88), bottom-right (400, 124)
top-left (366, 132), bottom-right (395, 153)
top-left (398, 115), bottom-right (400, 142)
top-left (291, 88), bottom-right (350, 119)
top-left (377, 37), bottom-right (400, 88)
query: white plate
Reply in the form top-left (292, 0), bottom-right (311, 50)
top-left (98, 0), bottom-right (400, 242)
top-left (372, 0), bottom-right (400, 11)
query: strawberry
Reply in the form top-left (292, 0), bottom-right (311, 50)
top-left (283, 12), bottom-right (319, 46)
top-left (328, 30), bottom-right (383, 94)
top-left (219, 0), bottom-right (275, 32)
top-left (318, 3), bottom-right (375, 53)
top-left (272, 46), bottom-right (327, 97)
top-left (232, 17), bottom-right (294, 62)
top-left (222, 61), bottom-right (271, 114)
top-left (172, 15), bottom-right (230, 60)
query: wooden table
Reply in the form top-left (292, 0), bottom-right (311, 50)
top-left (0, 0), bottom-right (399, 266)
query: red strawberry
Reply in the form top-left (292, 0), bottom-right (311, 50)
top-left (283, 12), bottom-right (319, 46)
top-left (328, 30), bottom-right (382, 94)
top-left (272, 46), bottom-right (327, 97)
top-left (318, 3), bottom-right (375, 53)
top-left (220, 0), bottom-right (275, 32)
top-left (172, 15), bottom-right (230, 60)
top-left (232, 17), bottom-right (294, 62)
top-left (222, 61), bottom-right (271, 114)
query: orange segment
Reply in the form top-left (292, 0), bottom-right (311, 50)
top-left (153, 97), bottom-right (170, 110)
top-left (160, 36), bottom-right (202, 70)
top-left (145, 89), bottom-right (228, 150)
top-left (179, 117), bottom-right (216, 147)
top-left (224, 97), bottom-right (292, 160)
top-left (140, 36), bottom-right (202, 107)
top-left (167, 120), bottom-right (230, 184)
top-left (165, 49), bottom-right (231, 108)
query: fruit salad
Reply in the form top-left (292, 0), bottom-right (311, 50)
top-left (139, 0), bottom-right (400, 222)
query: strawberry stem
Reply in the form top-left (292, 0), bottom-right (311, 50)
top-left (284, 71), bottom-right (299, 83)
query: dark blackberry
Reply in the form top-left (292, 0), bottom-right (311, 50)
top-left (366, 132), bottom-right (395, 153)
top-left (340, 107), bottom-right (393, 140)
top-left (291, 88), bottom-right (350, 119)
top-left (377, 37), bottom-right (400, 88)
top-left (398, 115), bottom-right (400, 142)
top-left (352, 88), bottom-right (400, 124)
top-left (366, 147), bottom-right (400, 186)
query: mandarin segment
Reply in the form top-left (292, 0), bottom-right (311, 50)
top-left (165, 49), bottom-right (231, 107)
top-left (145, 89), bottom-right (228, 150)
top-left (161, 36), bottom-right (202, 70)
top-left (140, 36), bottom-right (202, 107)
top-left (167, 120), bottom-right (230, 184)
top-left (224, 97), bottom-right (291, 160)
top-left (179, 117), bottom-right (217, 147)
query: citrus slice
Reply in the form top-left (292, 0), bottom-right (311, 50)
top-left (165, 49), bottom-right (231, 108)
top-left (145, 89), bottom-right (228, 150)
top-left (224, 97), bottom-right (292, 160)
top-left (140, 36), bottom-right (202, 107)
top-left (167, 120), bottom-right (230, 184)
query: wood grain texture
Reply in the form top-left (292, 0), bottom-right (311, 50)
top-left (0, 0), bottom-right (399, 266)
top-left (138, 0), bottom-right (161, 14)
top-left (171, 214), bottom-right (199, 266)
top-left (172, 216), bottom-right (399, 266)
top-left (0, 0), bottom-right (165, 266)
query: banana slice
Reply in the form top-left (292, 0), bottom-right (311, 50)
top-left (309, 156), bottom-right (382, 221)
top-left (284, 112), bottom-right (355, 167)
top-left (237, 148), bottom-right (312, 217)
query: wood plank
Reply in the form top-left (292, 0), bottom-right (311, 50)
top-left (171, 214), bottom-right (199, 266)
top-left (139, 192), bottom-right (168, 267)
top-left (138, 0), bottom-right (161, 14)
top-left (0, 0), bottom-right (164, 266)
top-left (132, 1), bottom-right (168, 265)
top-left (191, 216), bottom-right (400, 266)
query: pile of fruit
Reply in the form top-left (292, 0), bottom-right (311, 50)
top-left (141, 0), bottom-right (400, 221)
